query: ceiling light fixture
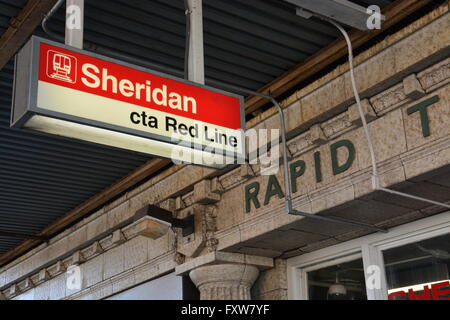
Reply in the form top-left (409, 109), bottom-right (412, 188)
top-left (133, 205), bottom-right (194, 239)
top-left (283, 0), bottom-right (384, 31)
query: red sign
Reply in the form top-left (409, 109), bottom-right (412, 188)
top-left (388, 281), bottom-right (450, 300)
top-left (38, 43), bottom-right (243, 131)
top-left (13, 37), bottom-right (245, 167)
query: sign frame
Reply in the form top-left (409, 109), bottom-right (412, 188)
top-left (11, 36), bottom-right (246, 167)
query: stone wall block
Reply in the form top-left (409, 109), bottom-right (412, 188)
top-left (123, 236), bottom-right (149, 270)
top-left (48, 274), bottom-right (66, 300)
top-left (252, 259), bottom-right (287, 298)
top-left (81, 255), bottom-right (103, 289)
top-left (356, 109), bottom-right (407, 170)
top-left (394, 13), bottom-right (450, 75)
top-left (103, 244), bottom-right (125, 280)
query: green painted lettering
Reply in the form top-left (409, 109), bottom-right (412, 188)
top-left (290, 160), bottom-right (306, 193)
top-left (245, 182), bottom-right (261, 213)
top-left (264, 175), bottom-right (284, 205)
top-left (314, 151), bottom-right (322, 183)
top-left (331, 140), bottom-right (355, 175)
top-left (407, 95), bottom-right (439, 137)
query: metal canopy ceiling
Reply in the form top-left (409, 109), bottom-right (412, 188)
top-left (0, 0), bottom-right (396, 259)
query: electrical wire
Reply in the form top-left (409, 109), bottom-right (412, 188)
top-left (41, 0), bottom-right (65, 42)
top-left (322, 18), bottom-right (450, 210)
top-left (326, 20), bottom-right (379, 184)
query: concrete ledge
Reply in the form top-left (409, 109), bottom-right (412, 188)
top-left (175, 251), bottom-right (274, 276)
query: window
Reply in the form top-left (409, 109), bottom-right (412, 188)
top-left (384, 233), bottom-right (450, 300)
top-left (287, 212), bottom-right (450, 300)
top-left (307, 258), bottom-right (367, 300)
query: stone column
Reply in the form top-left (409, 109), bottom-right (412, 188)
top-left (189, 264), bottom-right (259, 300)
top-left (175, 251), bottom-right (273, 300)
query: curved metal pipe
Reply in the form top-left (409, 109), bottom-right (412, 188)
top-left (322, 17), bottom-right (450, 211)
top-left (41, 0), bottom-right (65, 42)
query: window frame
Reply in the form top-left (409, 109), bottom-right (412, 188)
top-left (287, 211), bottom-right (450, 300)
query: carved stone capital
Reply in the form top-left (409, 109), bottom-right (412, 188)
top-left (190, 264), bottom-right (259, 300)
top-left (176, 252), bottom-right (273, 300)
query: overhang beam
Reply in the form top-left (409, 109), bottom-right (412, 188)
top-left (0, 0), bottom-right (58, 70)
top-left (0, 230), bottom-right (47, 241)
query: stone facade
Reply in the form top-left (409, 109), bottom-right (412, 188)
top-left (1, 4), bottom-right (449, 300)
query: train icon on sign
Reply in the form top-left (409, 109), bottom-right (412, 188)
top-left (46, 50), bottom-right (77, 83)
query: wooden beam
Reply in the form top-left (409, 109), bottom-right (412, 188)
top-left (0, 158), bottom-right (170, 265)
top-left (0, 0), bottom-right (59, 70)
top-left (0, 230), bottom-right (47, 241)
top-left (244, 0), bottom-right (433, 115)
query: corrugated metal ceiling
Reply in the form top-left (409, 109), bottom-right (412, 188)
top-left (0, 0), bottom-right (395, 259)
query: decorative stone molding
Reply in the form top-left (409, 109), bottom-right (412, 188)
top-left (348, 99), bottom-right (377, 125)
top-left (1, 205), bottom-right (175, 298)
top-left (71, 251), bottom-right (85, 265)
top-left (403, 74), bottom-right (426, 100)
top-left (47, 261), bottom-right (65, 277)
top-left (417, 57), bottom-right (450, 92)
top-left (204, 206), bottom-right (218, 253)
top-left (22, 278), bottom-right (34, 291)
top-left (174, 252), bottom-right (186, 265)
top-left (182, 192), bottom-right (195, 207)
top-left (194, 180), bottom-right (221, 204)
top-left (38, 269), bottom-right (50, 282)
top-left (175, 196), bottom-right (186, 211)
top-left (176, 251), bottom-right (273, 275)
top-left (8, 284), bottom-right (18, 298)
top-left (370, 83), bottom-right (408, 115)
top-left (210, 177), bottom-right (224, 194)
top-left (83, 241), bottom-right (104, 259)
top-left (66, 251), bottom-right (177, 300)
top-left (240, 164), bottom-right (255, 179)
top-left (219, 169), bottom-right (245, 191)
top-left (287, 131), bottom-right (314, 157)
top-left (288, 124), bottom-right (327, 157)
top-left (177, 205), bottom-right (218, 258)
top-left (309, 124), bottom-right (327, 144)
top-left (176, 251), bottom-right (273, 300)
top-left (321, 113), bottom-right (353, 139)
top-left (111, 229), bottom-right (126, 245)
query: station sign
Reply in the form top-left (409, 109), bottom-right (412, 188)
top-left (11, 37), bottom-right (245, 167)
